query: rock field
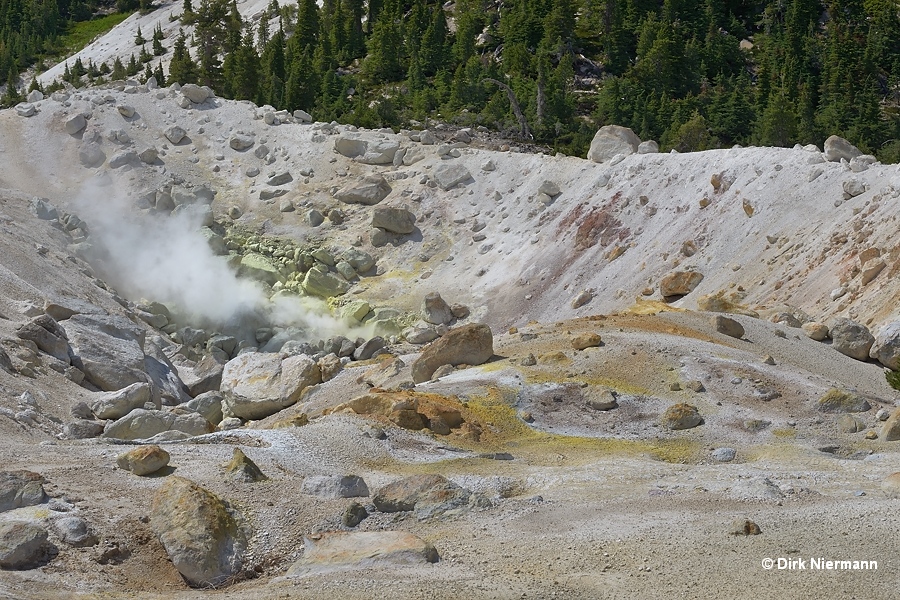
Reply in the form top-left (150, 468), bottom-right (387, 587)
top-left (0, 77), bottom-right (899, 599)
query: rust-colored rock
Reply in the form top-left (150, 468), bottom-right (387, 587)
top-left (411, 324), bottom-right (493, 383)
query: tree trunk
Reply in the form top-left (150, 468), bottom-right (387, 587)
top-left (483, 78), bottom-right (532, 139)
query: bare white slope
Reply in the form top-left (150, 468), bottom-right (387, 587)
top-left (4, 84), bottom-right (900, 335)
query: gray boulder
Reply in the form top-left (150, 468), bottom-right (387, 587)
top-left (229, 134), bottom-right (254, 151)
top-left (371, 206), bottom-right (416, 234)
top-left (52, 516), bottom-right (97, 547)
top-left (266, 171), bottom-right (293, 186)
top-left (334, 135), bottom-right (399, 164)
top-left (830, 318), bottom-right (875, 361)
top-left (138, 147), bottom-right (159, 164)
top-left (78, 142), bottom-right (105, 167)
top-left (164, 125), bottom-right (186, 144)
top-left (144, 342), bottom-right (192, 406)
top-left (869, 322), bottom-right (900, 370)
top-left (334, 174), bottom-right (392, 205)
top-left (30, 197), bottom-right (58, 220)
top-left (102, 409), bottom-right (212, 441)
top-left (0, 522), bottom-right (48, 568)
top-left (181, 84), bottom-right (210, 103)
top-left (433, 163), bottom-right (472, 190)
top-left (422, 292), bottom-right (453, 325)
top-left (90, 382), bottom-right (152, 420)
top-left (0, 471), bottom-right (46, 512)
top-left (712, 315), bottom-right (744, 339)
top-left (16, 314), bottom-right (70, 363)
top-left (63, 419), bottom-right (105, 439)
top-left (824, 135), bottom-right (862, 162)
top-left (108, 150), bottom-right (137, 168)
top-left (62, 314), bottom-right (147, 392)
top-left (64, 114), bottom-right (86, 135)
top-left (300, 475), bottom-right (370, 498)
top-left (15, 103), bottom-right (35, 117)
top-left (178, 354), bottom-right (226, 397)
top-left (183, 391), bottom-right (225, 425)
top-left (353, 336), bottom-right (385, 361)
top-left (150, 477), bottom-right (247, 588)
top-left (637, 140), bottom-right (659, 154)
top-left (373, 473), bottom-right (470, 520)
top-left (588, 125), bottom-right (640, 163)
top-left (341, 248), bottom-right (376, 273)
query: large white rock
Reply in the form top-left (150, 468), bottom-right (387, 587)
top-left (15, 103), bottom-right (35, 117)
top-left (62, 315), bottom-right (147, 392)
top-left (181, 83), bottom-right (210, 104)
top-left (300, 475), bottom-right (370, 498)
top-left (587, 125), bottom-right (641, 163)
top-left (334, 135), bottom-right (399, 164)
top-left (220, 353), bottom-right (321, 420)
top-left (90, 382), bottom-right (152, 420)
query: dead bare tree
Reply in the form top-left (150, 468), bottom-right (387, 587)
top-left (483, 78), bottom-right (532, 140)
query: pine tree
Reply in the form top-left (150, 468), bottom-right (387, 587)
top-left (126, 53), bottom-right (140, 76)
top-left (365, 6), bottom-right (403, 82)
top-left (230, 32), bottom-right (260, 101)
top-left (542, 0), bottom-right (576, 56)
top-left (344, 0), bottom-right (365, 59)
top-left (330, 0), bottom-right (347, 62)
top-left (168, 29), bottom-right (199, 84)
top-left (135, 26), bottom-right (145, 46)
top-left (2, 65), bottom-right (21, 107)
top-left (452, 0), bottom-right (481, 66)
top-left (153, 62), bottom-right (165, 85)
top-left (294, 0), bottom-right (319, 53)
top-left (194, 0), bottom-right (231, 91)
top-left (152, 24), bottom-right (166, 55)
top-left (755, 91), bottom-right (798, 147)
top-left (285, 47), bottom-right (318, 110)
top-left (421, 3), bottom-right (448, 75)
top-left (367, 0), bottom-right (384, 35)
top-left (260, 28), bottom-right (286, 106)
top-left (111, 57), bottom-right (126, 80)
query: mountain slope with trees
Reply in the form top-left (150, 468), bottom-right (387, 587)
top-left (6, 0), bottom-right (900, 160)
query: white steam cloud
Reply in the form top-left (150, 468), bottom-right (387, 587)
top-left (71, 179), bottom-right (363, 344)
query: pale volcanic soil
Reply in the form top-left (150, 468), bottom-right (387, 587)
top-left (0, 73), bottom-right (898, 600)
